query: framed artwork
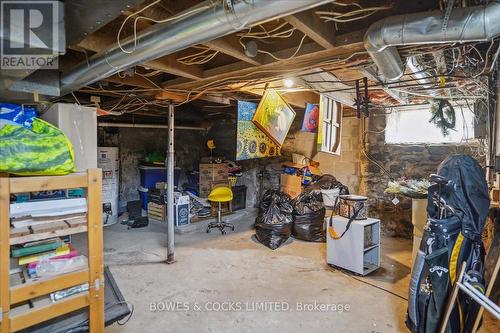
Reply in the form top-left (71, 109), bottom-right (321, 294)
top-left (236, 101), bottom-right (281, 161)
top-left (301, 103), bottom-right (319, 133)
top-left (252, 88), bottom-right (296, 146)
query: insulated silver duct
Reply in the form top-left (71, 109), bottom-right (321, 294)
top-left (364, 1), bottom-right (500, 81)
top-left (60, 0), bottom-right (331, 95)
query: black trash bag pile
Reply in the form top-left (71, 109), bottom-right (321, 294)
top-left (292, 191), bottom-right (326, 242)
top-left (255, 190), bottom-right (294, 250)
top-left (306, 174), bottom-right (349, 195)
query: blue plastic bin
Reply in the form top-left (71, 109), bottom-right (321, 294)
top-left (139, 166), bottom-right (181, 188)
top-left (138, 187), bottom-right (148, 210)
top-left (139, 166), bottom-right (166, 188)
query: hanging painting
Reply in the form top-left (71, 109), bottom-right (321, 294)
top-left (301, 103), bottom-right (319, 133)
top-left (252, 88), bottom-right (296, 146)
top-left (236, 100), bottom-right (281, 161)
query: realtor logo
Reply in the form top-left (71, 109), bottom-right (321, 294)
top-left (1, 0), bottom-right (63, 69)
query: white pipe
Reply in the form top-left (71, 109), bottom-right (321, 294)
top-left (98, 122), bottom-right (205, 131)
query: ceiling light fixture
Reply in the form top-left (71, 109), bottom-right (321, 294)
top-left (283, 78), bottom-right (295, 88)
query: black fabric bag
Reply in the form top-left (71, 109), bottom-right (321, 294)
top-left (407, 155), bottom-right (489, 333)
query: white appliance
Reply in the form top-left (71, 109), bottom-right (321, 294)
top-left (42, 103), bottom-right (97, 172)
top-left (326, 216), bottom-right (380, 276)
top-left (98, 147), bottom-right (119, 226)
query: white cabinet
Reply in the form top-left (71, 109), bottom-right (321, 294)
top-left (42, 103), bottom-right (97, 172)
top-left (326, 216), bottom-right (380, 275)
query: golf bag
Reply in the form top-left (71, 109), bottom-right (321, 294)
top-left (406, 155), bottom-right (489, 333)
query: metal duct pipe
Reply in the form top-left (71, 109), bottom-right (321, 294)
top-left (364, 1), bottom-right (500, 81)
top-left (406, 56), bottom-right (438, 96)
top-left (60, 0), bottom-right (331, 95)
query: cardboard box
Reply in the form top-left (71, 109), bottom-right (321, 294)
top-left (280, 174), bottom-right (302, 198)
top-left (210, 201), bottom-right (232, 217)
top-left (282, 161), bottom-right (322, 176)
top-left (199, 163), bottom-right (228, 182)
top-left (175, 195), bottom-right (190, 226)
top-left (199, 163), bottom-right (229, 197)
top-left (199, 180), bottom-right (228, 198)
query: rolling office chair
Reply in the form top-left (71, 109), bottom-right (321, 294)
top-left (207, 186), bottom-right (234, 234)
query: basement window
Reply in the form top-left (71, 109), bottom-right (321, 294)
top-left (385, 106), bottom-right (475, 144)
top-left (319, 95), bottom-right (342, 155)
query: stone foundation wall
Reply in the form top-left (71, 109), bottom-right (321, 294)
top-left (98, 127), bottom-right (205, 208)
top-left (359, 114), bottom-right (481, 238)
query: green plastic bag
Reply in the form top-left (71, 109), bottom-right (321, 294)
top-left (0, 118), bottom-right (76, 175)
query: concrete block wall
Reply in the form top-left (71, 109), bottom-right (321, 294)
top-left (278, 115), bottom-right (362, 195)
top-left (312, 117), bottom-right (361, 194)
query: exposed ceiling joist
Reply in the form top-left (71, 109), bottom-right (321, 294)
top-left (103, 74), bottom-right (159, 89)
top-left (283, 10), bottom-right (335, 49)
top-left (163, 30), bottom-right (366, 91)
top-left (75, 28), bottom-right (204, 80)
top-left (300, 71), bottom-right (355, 107)
top-left (203, 37), bottom-right (262, 66)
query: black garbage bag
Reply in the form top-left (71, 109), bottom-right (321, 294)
top-left (293, 191), bottom-right (324, 214)
top-left (306, 174), bottom-right (349, 195)
top-left (292, 191), bottom-right (326, 242)
top-left (255, 222), bottom-right (293, 250)
top-left (255, 190), bottom-right (294, 249)
top-left (293, 208), bottom-right (326, 242)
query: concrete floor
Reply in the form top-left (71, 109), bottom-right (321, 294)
top-left (73, 210), bottom-right (497, 333)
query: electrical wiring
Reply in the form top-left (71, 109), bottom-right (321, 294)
top-left (238, 21), bottom-right (304, 60)
top-left (316, 6), bottom-right (391, 23)
top-left (330, 266), bottom-right (408, 301)
top-left (256, 33), bottom-right (308, 61)
top-left (71, 92), bottom-right (81, 105)
top-left (117, 0), bottom-right (211, 54)
top-left (176, 47), bottom-right (220, 65)
top-left (141, 69), bottom-right (163, 77)
top-left (360, 115), bottom-right (394, 180)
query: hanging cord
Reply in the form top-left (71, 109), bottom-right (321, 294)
top-left (360, 116), bottom-right (395, 180)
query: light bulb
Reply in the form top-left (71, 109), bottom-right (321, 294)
top-left (283, 78), bottom-right (294, 88)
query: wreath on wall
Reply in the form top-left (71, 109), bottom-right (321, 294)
top-left (429, 99), bottom-right (456, 136)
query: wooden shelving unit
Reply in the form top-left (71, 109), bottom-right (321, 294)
top-left (0, 169), bottom-right (104, 332)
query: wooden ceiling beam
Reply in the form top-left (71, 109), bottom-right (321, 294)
top-left (283, 10), bottom-right (335, 49)
top-left (203, 36), bottom-right (262, 66)
top-left (163, 30), bottom-right (366, 91)
top-left (75, 28), bottom-right (204, 80)
top-left (103, 74), bottom-right (159, 89)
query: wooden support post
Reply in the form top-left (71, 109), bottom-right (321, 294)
top-left (86, 169), bottom-right (104, 332)
top-left (0, 175), bottom-right (10, 332)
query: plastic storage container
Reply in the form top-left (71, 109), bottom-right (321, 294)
top-left (139, 166), bottom-right (181, 188)
top-left (139, 166), bottom-right (166, 188)
top-left (138, 187), bottom-right (149, 210)
top-left (321, 188), bottom-right (341, 209)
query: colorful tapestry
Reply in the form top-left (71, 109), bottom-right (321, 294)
top-left (236, 101), bottom-right (281, 161)
top-left (301, 103), bottom-right (319, 132)
top-left (252, 88), bottom-right (296, 146)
